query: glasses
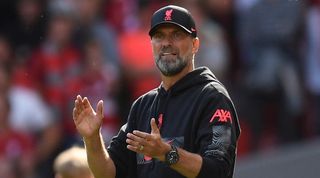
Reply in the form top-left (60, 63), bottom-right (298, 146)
top-left (152, 30), bottom-right (190, 43)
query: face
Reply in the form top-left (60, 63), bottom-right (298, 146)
top-left (18, 0), bottom-right (41, 25)
top-left (84, 41), bottom-right (103, 72)
top-left (76, 0), bottom-right (101, 21)
top-left (0, 37), bottom-right (12, 63)
top-left (48, 16), bottom-right (74, 46)
top-left (151, 24), bottom-right (199, 76)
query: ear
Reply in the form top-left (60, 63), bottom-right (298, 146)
top-left (192, 37), bottom-right (200, 54)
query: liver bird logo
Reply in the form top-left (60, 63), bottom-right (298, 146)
top-left (164, 9), bottom-right (173, 21)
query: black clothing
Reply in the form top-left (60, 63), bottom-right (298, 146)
top-left (108, 67), bottom-right (240, 178)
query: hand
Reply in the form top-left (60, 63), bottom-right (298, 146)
top-left (73, 95), bottom-right (104, 139)
top-left (126, 118), bottom-right (171, 161)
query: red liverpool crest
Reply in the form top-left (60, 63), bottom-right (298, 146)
top-left (164, 9), bottom-right (173, 21)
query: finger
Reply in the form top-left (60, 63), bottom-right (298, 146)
top-left (73, 108), bottom-right (77, 120)
top-left (74, 99), bottom-right (80, 110)
top-left (126, 138), bottom-right (140, 147)
top-left (77, 95), bottom-right (85, 111)
top-left (126, 137), bottom-right (144, 153)
top-left (96, 100), bottom-right (104, 119)
top-left (132, 130), bottom-right (151, 140)
top-left (127, 133), bottom-right (148, 145)
top-left (75, 97), bottom-right (82, 111)
top-left (127, 145), bottom-right (141, 153)
top-left (83, 97), bottom-right (93, 111)
top-left (77, 95), bottom-right (83, 102)
top-left (150, 118), bottom-right (160, 134)
top-left (73, 108), bottom-right (82, 124)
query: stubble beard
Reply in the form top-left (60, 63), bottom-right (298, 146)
top-left (155, 54), bottom-right (188, 76)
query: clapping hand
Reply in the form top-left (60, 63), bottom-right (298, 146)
top-left (73, 95), bottom-right (104, 139)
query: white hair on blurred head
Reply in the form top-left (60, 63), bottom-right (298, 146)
top-left (54, 146), bottom-right (93, 178)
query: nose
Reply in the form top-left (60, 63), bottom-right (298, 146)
top-left (161, 35), bottom-right (174, 46)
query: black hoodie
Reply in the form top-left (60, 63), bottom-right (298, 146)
top-left (108, 67), bottom-right (241, 178)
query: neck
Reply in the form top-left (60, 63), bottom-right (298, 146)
top-left (161, 62), bottom-right (194, 91)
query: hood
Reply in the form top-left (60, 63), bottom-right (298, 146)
top-left (159, 67), bottom-right (218, 96)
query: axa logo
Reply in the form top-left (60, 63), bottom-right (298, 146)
top-left (210, 109), bottom-right (232, 123)
top-left (164, 9), bottom-right (173, 21)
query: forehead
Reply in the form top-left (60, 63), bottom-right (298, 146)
top-left (153, 23), bottom-right (186, 33)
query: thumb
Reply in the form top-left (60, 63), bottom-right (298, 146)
top-left (96, 100), bottom-right (104, 120)
top-left (150, 118), bottom-right (160, 134)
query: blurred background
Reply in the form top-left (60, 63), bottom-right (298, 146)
top-left (0, 0), bottom-right (319, 177)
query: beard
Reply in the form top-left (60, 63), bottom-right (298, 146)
top-left (155, 54), bottom-right (188, 76)
top-left (155, 48), bottom-right (189, 76)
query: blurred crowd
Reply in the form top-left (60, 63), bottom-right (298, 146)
top-left (0, 0), bottom-right (319, 177)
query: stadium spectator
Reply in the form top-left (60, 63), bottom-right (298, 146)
top-left (72, 0), bottom-right (120, 66)
top-left (78, 38), bottom-right (121, 143)
top-left (235, 0), bottom-right (305, 151)
top-left (185, 1), bottom-right (231, 83)
top-left (0, 35), bottom-right (14, 70)
top-left (0, 67), bottom-right (35, 178)
top-left (27, 3), bottom-right (81, 176)
top-left (117, 1), bottom-right (160, 101)
top-left (10, 0), bottom-right (47, 59)
top-left (54, 146), bottom-right (93, 178)
top-left (304, 0), bottom-right (320, 136)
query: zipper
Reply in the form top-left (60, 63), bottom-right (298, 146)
top-left (157, 89), bottom-right (172, 133)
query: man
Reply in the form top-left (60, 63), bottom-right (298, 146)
top-left (53, 146), bottom-right (93, 178)
top-left (73, 5), bottom-right (240, 178)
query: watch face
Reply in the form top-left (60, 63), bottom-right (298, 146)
top-left (166, 146), bottom-right (179, 165)
top-left (168, 151), bottom-right (178, 164)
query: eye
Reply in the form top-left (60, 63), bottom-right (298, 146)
top-left (172, 31), bottom-right (187, 41)
top-left (152, 33), bottom-right (164, 41)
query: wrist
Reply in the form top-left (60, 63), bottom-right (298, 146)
top-left (157, 143), bottom-right (172, 162)
top-left (83, 132), bottom-right (102, 144)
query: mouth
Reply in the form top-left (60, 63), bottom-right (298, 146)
top-left (161, 52), bottom-right (177, 56)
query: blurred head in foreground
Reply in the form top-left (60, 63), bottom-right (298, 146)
top-left (54, 146), bottom-right (93, 178)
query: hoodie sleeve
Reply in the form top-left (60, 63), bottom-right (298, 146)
top-left (196, 92), bottom-right (240, 178)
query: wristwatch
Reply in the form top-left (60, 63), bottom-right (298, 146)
top-left (165, 145), bottom-right (179, 165)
